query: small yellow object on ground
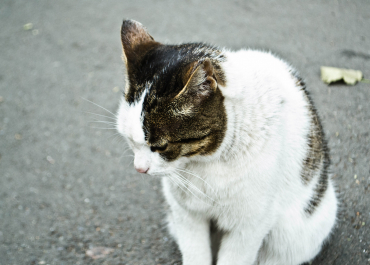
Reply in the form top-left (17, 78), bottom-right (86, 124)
top-left (321, 66), bottom-right (364, 85)
top-left (23, 23), bottom-right (33, 30)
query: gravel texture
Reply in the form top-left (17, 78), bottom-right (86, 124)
top-left (0, 0), bottom-right (369, 264)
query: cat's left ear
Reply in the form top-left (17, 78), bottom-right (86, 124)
top-left (176, 59), bottom-right (219, 100)
top-left (120, 20), bottom-right (159, 66)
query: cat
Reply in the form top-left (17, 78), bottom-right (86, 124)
top-left (116, 19), bottom-right (338, 265)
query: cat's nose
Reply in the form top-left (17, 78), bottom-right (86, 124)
top-left (134, 151), bottom-right (151, 174)
top-left (135, 166), bottom-right (149, 174)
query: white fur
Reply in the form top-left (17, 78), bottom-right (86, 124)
top-left (117, 49), bottom-right (337, 265)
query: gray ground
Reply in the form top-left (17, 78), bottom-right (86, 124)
top-left (0, 0), bottom-right (369, 264)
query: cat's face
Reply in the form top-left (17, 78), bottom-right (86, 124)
top-left (116, 20), bottom-right (227, 175)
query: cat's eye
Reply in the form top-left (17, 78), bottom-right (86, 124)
top-left (150, 143), bottom-right (168, 152)
top-left (171, 133), bottom-right (210, 144)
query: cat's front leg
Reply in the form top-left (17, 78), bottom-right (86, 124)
top-left (162, 178), bottom-right (212, 265)
top-left (167, 203), bottom-right (212, 265)
top-left (216, 226), bottom-right (267, 265)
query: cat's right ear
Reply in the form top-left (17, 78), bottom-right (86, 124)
top-left (120, 20), bottom-right (159, 66)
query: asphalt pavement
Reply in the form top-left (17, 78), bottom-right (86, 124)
top-left (1, 0), bottom-right (369, 264)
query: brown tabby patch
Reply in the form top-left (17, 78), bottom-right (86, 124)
top-left (293, 74), bottom-right (330, 215)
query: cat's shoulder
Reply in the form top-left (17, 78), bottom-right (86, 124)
top-left (223, 49), bottom-right (294, 74)
top-left (221, 48), bottom-right (301, 99)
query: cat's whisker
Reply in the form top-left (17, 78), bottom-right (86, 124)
top-left (115, 137), bottom-right (129, 147)
top-left (81, 97), bottom-right (117, 118)
top-left (172, 167), bottom-right (218, 204)
top-left (89, 117), bottom-right (116, 122)
top-left (174, 167), bottom-right (215, 193)
top-left (83, 111), bottom-right (116, 120)
top-left (109, 133), bottom-right (130, 147)
top-left (167, 176), bottom-right (184, 194)
top-left (110, 135), bottom-right (127, 148)
top-left (172, 171), bottom-right (216, 205)
top-left (88, 127), bottom-right (117, 130)
top-left (121, 147), bottom-right (133, 155)
top-left (169, 174), bottom-right (193, 198)
top-left (118, 149), bottom-right (134, 162)
top-left (139, 171), bottom-right (150, 183)
top-left (106, 132), bottom-right (121, 140)
top-left (119, 154), bottom-right (134, 162)
top-left (88, 120), bottom-right (117, 126)
top-left (174, 173), bottom-right (205, 197)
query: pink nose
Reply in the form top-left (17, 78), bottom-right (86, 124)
top-left (135, 166), bottom-right (149, 174)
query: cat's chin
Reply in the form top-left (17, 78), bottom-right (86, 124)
top-left (147, 172), bottom-right (167, 178)
top-left (147, 166), bottom-right (173, 175)
top-left (145, 170), bottom-right (166, 177)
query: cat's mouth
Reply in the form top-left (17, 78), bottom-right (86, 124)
top-left (136, 166), bottom-right (177, 178)
top-left (143, 171), bottom-right (167, 177)
top-left (133, 162), bottom-right (165, 176)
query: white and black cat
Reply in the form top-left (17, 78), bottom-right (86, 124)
top-left (116, 20), bottom-right (337, 265)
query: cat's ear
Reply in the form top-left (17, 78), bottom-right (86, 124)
top-left (120, 20), bottom-right (159, 66)
top-left (176, 59), bottom-right (218, 100)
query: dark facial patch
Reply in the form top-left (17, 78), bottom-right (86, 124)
top-left (293, 73), bottom-right (330, 215)
top-left (120, 20), bottom-right (227, 161)
top-left (143, 59), bottom-right (227, 161)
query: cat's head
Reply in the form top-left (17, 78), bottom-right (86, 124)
top-left (116, 20), bottom-right (227, 175)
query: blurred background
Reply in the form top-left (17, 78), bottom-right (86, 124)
top-left (0, 0), bottom-right (369, 264)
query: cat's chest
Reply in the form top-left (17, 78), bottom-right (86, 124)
top-left (168, 179), bottom-right (217, 212)
top-left (165, 167), bottom-right (247, 214)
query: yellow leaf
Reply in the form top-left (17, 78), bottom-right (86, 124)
top-left (23, 23), bottom-right (33, 31)
top-left (321, 66), bottom-right (363, 85)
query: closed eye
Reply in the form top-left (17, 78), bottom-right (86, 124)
top-left (150, 143), bottom-right (168, 152)
top-left (170, 133), bottom-right (210, 144)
